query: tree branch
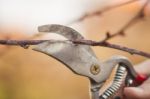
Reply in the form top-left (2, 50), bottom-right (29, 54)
top-left (72, 39), bottom-right (150, 58)
top-left (0, 40), bottom-right (48, 49)
top-left (0, 39), bottom-right (149, 58)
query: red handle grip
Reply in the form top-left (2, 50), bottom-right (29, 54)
top-left (134, 74), bottom-right (148, 85)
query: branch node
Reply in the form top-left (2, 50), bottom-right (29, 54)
top-left (139, 12), bottom-right (145, 19)
top-left (20, 44), bottom-right (29, 49)
top-left (106, 32), bottom-right (111, 38)
top-left (120, 31), bottom-right (125, 36)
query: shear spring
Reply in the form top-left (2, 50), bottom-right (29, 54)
top-left (99, 65), bottom-right (126, 99)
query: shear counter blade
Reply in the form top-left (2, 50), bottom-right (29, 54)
top-left (38, 24), bottom-right (96, 57)
top-left (38, 24), bottom-right (84, 40)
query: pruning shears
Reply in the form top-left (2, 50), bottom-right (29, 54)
top-left (33, 24), bottom-right (147, 99)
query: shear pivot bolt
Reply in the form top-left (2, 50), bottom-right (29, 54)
top-left (90, 64), bottom-right (100, 75)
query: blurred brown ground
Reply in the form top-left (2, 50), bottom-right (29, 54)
top-left (0, 2), bottom-right (150, 99)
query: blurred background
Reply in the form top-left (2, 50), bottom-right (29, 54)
top-left (0, 0), bottom-right (150, 99)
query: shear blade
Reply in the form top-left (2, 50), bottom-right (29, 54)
top-left (38, 24), bottom-right (84, 40)
top-left (33, 41), bottom-right (100, 77)
top-left (33, 24), bottom-right (100, 78)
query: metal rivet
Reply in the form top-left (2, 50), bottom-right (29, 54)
top-left (90, 64), bottom-right (100, 75)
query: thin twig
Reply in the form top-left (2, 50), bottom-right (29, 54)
top-left (116, 0), bottom-right (149, 33)
top-left (101, 0), bottom-right (149, 42)
top-left (73, 0), bottom-right (139, 23)
top-left (72, 0), bottom-right (148, 43)
top-left (101, 32), bottom-right (125, 42)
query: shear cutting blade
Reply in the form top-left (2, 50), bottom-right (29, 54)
top-left (33, 24), bottom-right (100, 78)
